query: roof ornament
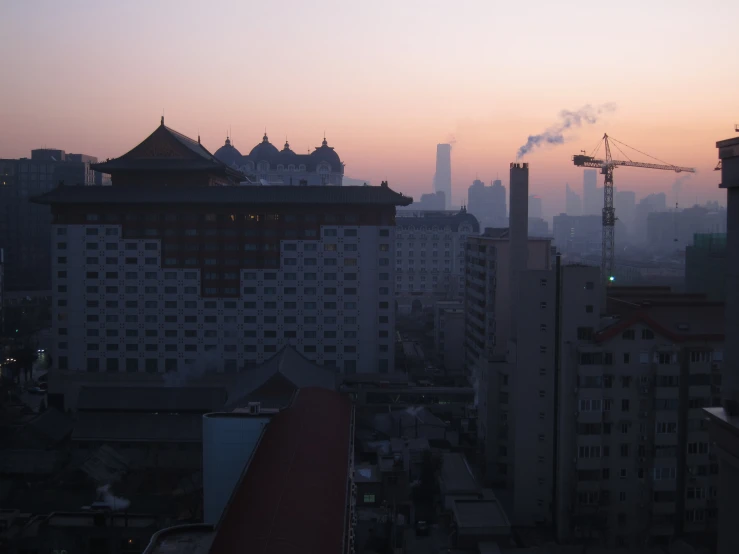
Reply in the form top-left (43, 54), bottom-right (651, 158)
top-left (263, 129), bottom-right (269, 143)
top-left (284, 137), bottom-right (290, 150)
top-left (160, 115), bottom-right (164, 126)
top-left (322, 132), bottom-right (328, 147)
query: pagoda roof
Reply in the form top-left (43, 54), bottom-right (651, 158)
top-left (91, 118), bottom-right (243, 180)
top-left (31, 183), bottom-right (413, 206)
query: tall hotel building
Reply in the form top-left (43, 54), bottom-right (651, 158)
top-left (33, 119), bottom-right (411, 375)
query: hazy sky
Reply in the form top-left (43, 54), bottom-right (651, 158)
top-left (1, 0), bottom-right (736, 216)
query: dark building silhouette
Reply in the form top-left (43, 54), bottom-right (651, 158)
top-left (565, 183), bottom-right (582, 216)
top-left (467, 178), bottom-right (506, 229)
top-left (434, 144), bottom-right (452, 209)
top-left (686, 233), bottom-right (726, 301)
top-left (0, 149), bottom-right (100, 291)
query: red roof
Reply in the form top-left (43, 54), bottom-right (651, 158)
top-left (210, 387), bottom-right (352, 554)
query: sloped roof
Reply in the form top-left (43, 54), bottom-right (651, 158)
top-left (225, 345), bottom-right (337, 410)
top-left (91, 119), bottom-right (239, 178)
top-left (76, 386), bottom-right (227, 413)
top-left (209, 388), bottom-right (352, 554)
top-left (32, 183), bottom-right (412, 206)
top-left (72, 412), bottom-right (203, 443)
top-left (23, 407), bottom-right (74, 447)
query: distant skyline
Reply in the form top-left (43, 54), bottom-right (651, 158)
top-left (1, 0), bottom-right (736, 215)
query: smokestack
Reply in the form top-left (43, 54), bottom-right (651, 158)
top-left (435, 144), bottom-right (452, 209)
top-left (509, 162), bottom-right (529, 339)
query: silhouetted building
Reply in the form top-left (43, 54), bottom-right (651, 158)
top-left (528, 194), bottom-right (543, 219)
top-left (434, 300), bottom-right (465, 372)
top-left (565, 183), bottom-right (582, 216)
top-left (647, 205), bottom-right (727, 251)
top-left (552, 214), bottom-right (602, 254)
top-left (467, 178), bottom-right (506, 229)
top-left (705, 130), bottom-right (739, 554)
top-left (434, 144), bottom-right (452, 209)
top-left (0, 150), bottom-right (99, 291)
top-left (583, 169), bottom-right (602, 215)
top-left (614, 189), bottom-right (636, 236)
top-left (213, 133), bottom-right (344, 185)
top-left (33, 119), bottom-right (411, 376)
top-left (0, 248), bottom-right (4, 334)
top-left (686, 233), bottom-right (726, 301)
top-left (634, 192), bottom-right (667, 241)
top-left (402, 190), bottom-right (445, 211)
top-left (528, 217), bottom-right (549, 237)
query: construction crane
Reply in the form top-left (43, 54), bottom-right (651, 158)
top-left (573, 134), bottom-right (695, 283)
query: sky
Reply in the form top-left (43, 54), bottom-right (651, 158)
top-left (1, 0), bottom-right (737, 217)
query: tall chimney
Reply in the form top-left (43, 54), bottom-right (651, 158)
top-left (509, 162), bottom-right (529, 339)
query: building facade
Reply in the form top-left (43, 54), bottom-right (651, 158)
top-left (213, 133), bottom-right (344, 186)
top-left (557, 299), bottom-right (723, 547)
top-left (467, 179), bottom-right (506, 230)
top-left (566, 183), bottom-right (582, 216)
top-left (433, 300), bottom-right (465, 372)
top-left (686, 233), bottom-right (727, 302)
top-left (552, 214), bottom-right (602, 255)
top-left (395, 210), bottom-right (479, 311)
top-left (34, 120), bottom-right (411, 376)
top-left (0, 150), bottom-right (99, 291)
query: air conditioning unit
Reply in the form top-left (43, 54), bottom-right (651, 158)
top-left (248, 402), bottom-right (261, 415)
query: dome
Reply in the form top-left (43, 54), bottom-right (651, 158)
top-left (310, 137), bottom-right (342, 171)
top-left (213, 137), bottom-right (242, 167)
top-left (278, 140), bottom-right (299, 164)
top-left (248, 133), bottom-right (280, 162)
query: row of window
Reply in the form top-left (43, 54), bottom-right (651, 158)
top-left (70, 343), bottom-right (375, 354)
top-left (81, 328), bottom-right (371, 339)
top-left (68, 313), bottom-right (394, 327)
top-left (68, 213), bottom-right (392, 226)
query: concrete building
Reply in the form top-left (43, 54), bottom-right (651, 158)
top-left (0, 248), bottom-right (4, 334)
top-left (566, 183), bottom-right (582, 216)
top-left (0, 150), bottom-right (100, 291)
top-left (552, 214), bottom-right (602, 254)
top-left (615, 190), bottom-right (636, 237)
top-left (583, 169), bottom-right (602, 215)
top-left (33, 119), bottom-right (411, 376)
top-left (647, 205), bottom-right (727, 252)
top-left (556, 294), bottom-right (724, 548)
top-left (634, 192), bottom-right (668, 241)
top-left (434, 300), bottom-right (465, 372)
top-left (400, 190), bottom-right (445, 211)
top-left (686, 233), bottom-right (727, 302)
top-left (395, 210), bottom-right (479, 311)
top-left (529, 195), bottom-right (543, 219)
top-left (467, 179), bottom-right (507, 230)
top-left (528, 217), bottom-right (549, 237)
top-left (213, 133), bottom-right (344, 186)
top-left (434, 144), bottom-right (452, 209)
top-left (705, 130), bottom-right (739, 554)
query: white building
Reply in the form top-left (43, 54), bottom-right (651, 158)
top-left (395, 210), bottom-right (479, 312)
top-left (34, 121), bottom-right (411, 378)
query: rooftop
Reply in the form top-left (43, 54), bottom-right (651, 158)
top-left (76, 386), bottom-right (227, 413)
top-left (32, 183), bottom-right (412, 206)
top-left (453, 496), bottom-right (511, 533)
top-left (440, 452), bottom-right (480, 495)
top-left (208, 387), bottom-right (352, 554)
top-left (72, 412), bottom-right (203, 443)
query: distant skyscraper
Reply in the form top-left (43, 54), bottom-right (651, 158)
top-left (467, 178), bottom-right (506, 228)
top-left (434, 144), bottom-right (452, 209)
top-left (565, 183), bottom-right (582, 216)
top-left (528, 195), bottom-right (543, 219)
top-left (583, 169), bottom-right (601, 215)
top-left (614, 189), bottom-right (636, 235)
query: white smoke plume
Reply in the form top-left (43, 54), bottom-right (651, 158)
top-left (516, 103), bottom-right (617, 159)
top-left (447, 134), bottom-right (457, 151)
top-left (96, 484), bottom-right (131, 511)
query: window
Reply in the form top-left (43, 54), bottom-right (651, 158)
top-left (642, 329), bottom-right (654, 340)
top-left (540, 301), bottom-right (547, 309)
top-left (621, 399), bottom-right (630, 412)
top-left (619, 468), bottom-right (627, 479)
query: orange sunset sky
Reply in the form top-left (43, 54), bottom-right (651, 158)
top-left (1, 0), bottom-right (737, 217)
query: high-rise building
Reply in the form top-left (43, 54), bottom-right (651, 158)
top-left (0, 248), bottom-right (4, 335)
top-left (0, 150), bottom-right (100, 291)
top-left (467, 179), bottom-right (506, 229)
top-left (552, 214), bottom-right (602, 254)
top-left (434, 144), bottom-right (452, 209)
top-left (529, 195), bottom-right (543, 219)
top-left (686, 233), bottom-right (727, 301)
top-left (705, 130), bottom-right (739, 554)
top-left (583, 169), bottom-right (602, 215)
top-left (634, 192), bottom-right (667, 241)
top-left (647, 205), bottom-right (727, 252)
top-left (213, 133), bottom-right (345, 186)
top-left (556, 289), bottom-right (724, 547)
top-left (566, 183), bottom-right (582, 216)
top-left (614, 190), bottom-right (636, 235)
top-left (33, 119), bottom-right (411, 376)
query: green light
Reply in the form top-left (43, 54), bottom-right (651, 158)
top-left (609, 276), bottom-right (615, 282)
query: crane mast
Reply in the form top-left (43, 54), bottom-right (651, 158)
top-left (573, 134), bottom-right (695, 284)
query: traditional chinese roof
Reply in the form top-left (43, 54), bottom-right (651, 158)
top-left (32, 183), bottom-right (413, 206)
top-left (91, 118), bottom-right (243, 181)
